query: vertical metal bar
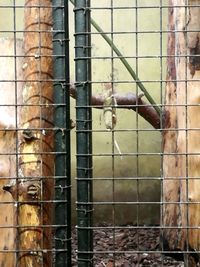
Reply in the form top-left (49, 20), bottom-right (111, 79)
top-left (74, 0), bottom-right (93, 266)
top-left (159, 1), bottom-right (164, 266)
top-left (185, 3), bottom-right (189, 265)
top-left (13, 0), bottom-right (19, 264)
top-left (110, 0), bottom-right (116, 265)
top-left (135, 2), bottom-right (139, 263)
top-left (53, 0), bottom-right (71, 266)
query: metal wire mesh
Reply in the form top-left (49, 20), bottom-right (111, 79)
top-left (1, 0), bottom-right (200, 267)
top-left (0, 1), bottom-right (70, 266)
top-left (74, 0), bottom-right (200, 267)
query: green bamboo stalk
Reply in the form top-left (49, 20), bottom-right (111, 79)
top-left (70, 0), bottom-right (161, 115)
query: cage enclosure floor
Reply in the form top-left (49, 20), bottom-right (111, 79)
top-left (71, 224), bottom-right (184, 267)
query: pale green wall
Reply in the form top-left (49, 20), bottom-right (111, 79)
top-left (70, 0), bottom-right (167, 225)
top-left (0, 0), bottom-right (24, 38)
top-left (0, 0), bottom-right (168, 225)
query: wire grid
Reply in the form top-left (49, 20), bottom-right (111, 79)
top-left (74, 0), bottom-right (200, 267)
top-left (0, 1), bottom-right (71, 266)
top-left (1, 1), bottom-right (200, 267)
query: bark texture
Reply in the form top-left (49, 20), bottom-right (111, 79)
top-left (0, 38), bottom-right (23, 267)
top-left (3, 1), bottom-right (54, 266)
top-left (163, 1), bottom-right (200, 265)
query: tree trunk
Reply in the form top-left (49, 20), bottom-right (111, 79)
top-left (163, 1), bottom-right (200, 265)
top-left (0, 38), bottom-right (23, 267)
top-left (3, 1), bottom-right (54, 266)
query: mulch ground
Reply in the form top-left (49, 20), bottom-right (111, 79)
top-left (72, 224), bottom-right (184, 267)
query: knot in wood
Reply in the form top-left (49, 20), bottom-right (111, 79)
top-left (27, 183), bottom-right (40, 199)
top-left (22, 129), bottom-right (37, 142)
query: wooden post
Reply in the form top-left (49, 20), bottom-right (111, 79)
top-left (19, 0), bottom-right (53, 265)
top-left (163, 1), bottom-right (200, 265)
top-left (3, 1), bottom-right (54, 266)
top-left (0, 38), bottom-right (23, 267)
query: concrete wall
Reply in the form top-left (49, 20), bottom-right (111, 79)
top-left (0, 0), bottom-right (168, 225)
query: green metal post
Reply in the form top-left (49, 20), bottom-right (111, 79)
top-left (53, 1), bottom-right (71, 266)
top-left (74, 0), bottom-right (93, 266)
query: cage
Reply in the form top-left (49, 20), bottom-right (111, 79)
top-left (0, 0), bottom-right (199, 267)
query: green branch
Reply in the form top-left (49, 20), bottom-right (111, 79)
top-left (70, 0), bottom-right (161, 116)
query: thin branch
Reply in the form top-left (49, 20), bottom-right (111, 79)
top-left (70, 84), bottom-right (160, 129)
top-left (70, 0), bottom-right (161, 116)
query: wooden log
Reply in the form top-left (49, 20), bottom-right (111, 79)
top-left (0, 37), bottom-right (23, 267)
top-left (163, 1), bottom-right (200, 265)
top-left (3, 1), bottom-right (54, 266)
top-left (19, 1), bottom-right (53, 265)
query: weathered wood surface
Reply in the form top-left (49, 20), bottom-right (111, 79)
top-left (163, 0), bottom-right (200, 265)
top-left (2, 1), bottom-right (54, 266)
top-left (0, 38), bottom-right (23, 267)
top-left (18, 0), bottom-right (54, 265)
